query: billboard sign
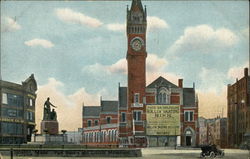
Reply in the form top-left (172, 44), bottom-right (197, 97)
top-left (146, 105), bottom-right (180, 135)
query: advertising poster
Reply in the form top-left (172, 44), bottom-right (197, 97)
top-left (146, 105), bottom-right (180, 136)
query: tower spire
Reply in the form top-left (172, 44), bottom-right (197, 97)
top-left (131, 0), bottom-right (144, 12)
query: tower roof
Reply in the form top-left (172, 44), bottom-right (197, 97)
top-left (130, 0), bottom-right (144, 13)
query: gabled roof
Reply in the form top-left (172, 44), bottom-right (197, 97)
top-left (183, 88), bottom-right (195, 107)
top-left (82, 106), bottom-right (101, 117)
top-left (101, 100), bottom-right (118, 112)
top-left (147, 76), bottom-right (178, 88)
top-left (119, 87), bottom-right (127, 108)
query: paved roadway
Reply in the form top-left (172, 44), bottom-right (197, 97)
top-left (1, 147), bottom-right (249, 159)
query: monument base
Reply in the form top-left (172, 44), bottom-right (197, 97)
top-left (41, 120), bottom-right (59, 135)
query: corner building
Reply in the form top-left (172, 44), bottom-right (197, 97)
top-left (82, 0), bottom-right (199, 147)
top-left (227, 68), bottom-right (250, 148)
top-left (0, 74), bottom-right (37, 144)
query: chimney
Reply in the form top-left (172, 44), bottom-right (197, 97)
top-left (178, 79), bottom-right (183, 88)
top-left (244, 67), bottom-right (248, 77)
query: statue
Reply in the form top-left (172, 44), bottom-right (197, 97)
top-left (50, 109), bottom-right (57, 120)
top-left (43, 97), bottom-right (57, 121)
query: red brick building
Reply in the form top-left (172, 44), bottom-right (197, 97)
top-left (82, 101), bottom-right (119, 147)
top-left (144, 77), bottom-right (199, 147)
top-left (227, 67), bottom-right (250, 148)
top-left (82, 0), bottom-right (199, 148)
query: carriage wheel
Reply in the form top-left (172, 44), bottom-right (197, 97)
top-left (200, 152), bottom-right (205, 158)
top-left (210, 152), bottom-right (215, 158)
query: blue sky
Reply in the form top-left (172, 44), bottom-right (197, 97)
top-left (1, 1), bottom-right (249, 128)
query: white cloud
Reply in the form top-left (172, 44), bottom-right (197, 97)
top-left (55, 8), bottom-right (103, 28)
top-left (24, 38), bottom-right (54, 48)
top-left (147, 16), bottom-right (169, 31)
top-left (1, 17), bottom-right (21, 32)
top-left (36, 78), bottom-right (103, 132)
top-left (106, 16), bottom-right (168, 32)
top-left (169, 25), bottom-right (238, 54)
top-left (83, 54), bottom-right (168, 75)
top-left (82, 53), bottom-right (179, 85)
top-left (199, 67), bottom-right (227, 94)
top-left (147, 54), bottom-right (168, 72)
top-left (227, 62), bottom-right (249, 80)
top-left (108, 58), bottom-right (127, 74)
top-left (106, 23), bottom-right (125, 32)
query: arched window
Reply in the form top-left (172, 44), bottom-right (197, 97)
top-left (100, 131), bottom-right (103, 143)
top-left (158, 88), bottom-right (170, 104)
top-left (113, 130), bottom-right (117, 142)
top-left (109, 130), bottom-right (112, 142)
top-left (85, 133), bottom-right (88, 143)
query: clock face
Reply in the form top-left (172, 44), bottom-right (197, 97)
top-left (131, 39), bottom-right (142, 51)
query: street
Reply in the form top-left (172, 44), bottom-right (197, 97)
top-left (141, 147), bottom-right (249, 159)
top-left (1, 147), bottom-right (249, 159)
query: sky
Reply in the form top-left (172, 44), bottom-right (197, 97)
top-left (1, 0), bottom-right (249, 131)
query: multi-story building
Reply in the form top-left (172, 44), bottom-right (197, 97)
top-left (0, 74), bottom-right (37, 144)
top-left (144, 77), bottom-right (199, 147)
top-left (214, 118), bottom-right (227, 148)
top-left (199, 117), bottom-right (208, 145)
top-left (205, 117), bottom-right (227, 148)
top-left (227, 67), bottom-right (250, 148)
top-left (82, 0), bottom-right (199, 148)
top-left (82, 100), bottom-right (119, 147)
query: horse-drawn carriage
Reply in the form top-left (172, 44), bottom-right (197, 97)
top-left (200, 144), bottom-right (224, 158)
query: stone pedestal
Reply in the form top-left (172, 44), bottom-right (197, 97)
top-left (41, 120), bottom-right (59, 135)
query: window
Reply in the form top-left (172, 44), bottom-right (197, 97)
top-left (6, 94), bottom-right (23, 107)
top-left (94, 120), bottom-right (98, 126)
top-left (2, 93), bottom-right (7, 104)
top-left (133, 111), bottom-right (142, 121)
top-left (107, 117), bottom-right (111, 124)
top-left (30, 112), bottom-right (33, 120)
top-left (134, 93), bottom-right (139, 103)
top-left (184, 111), bottom-right (194, 122)
top-left (1, 108), bottom-right (23, 118)
top-left (1, 122), bottom-right (23, 135)
top-left (158, 88), bottom-right (170, 104)
top-left (87, 120), bottom-right (92, 127)
top-left (29, 99), bottom-right (33, 106)
top-left (7, 109), bottom-right (17, 117)
top-left (121, 112), bottom-right (126, 122)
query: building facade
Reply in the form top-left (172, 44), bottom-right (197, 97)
top-left (227, 67), bottom-right (250, 148)
top-left (214, 118), bottom-right (227, 148)
top-left (82, 0), bottom-right (199, 148)
top-left (198, 117), bottom-right (208, 145)
top-left (204, 117), bottom-right (227, 148)
top-left (144, 77), bottom-right (199, 147)
top-left (82, 101), bottom-right (119, 147)
top-left (0, 74), bottom-right (37, 144)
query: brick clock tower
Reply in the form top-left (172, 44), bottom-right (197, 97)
top-left (126, 0), bottom-right (147, 147)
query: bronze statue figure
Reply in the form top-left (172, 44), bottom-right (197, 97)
top-left (43, 97), bottom-right (57, 121)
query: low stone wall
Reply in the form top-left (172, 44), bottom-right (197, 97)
top-left (0, 148), bottom-right (142, 157)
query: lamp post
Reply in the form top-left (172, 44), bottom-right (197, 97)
top-left (61, 130), bottom-right (67, 143)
